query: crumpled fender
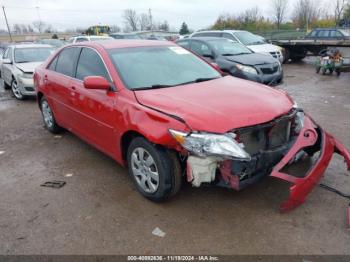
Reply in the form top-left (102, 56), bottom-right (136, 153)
top-left (270, 115), bottom-right (350, 212)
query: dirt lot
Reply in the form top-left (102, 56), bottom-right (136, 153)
top-left (0, 61), bottom-right (350, 255)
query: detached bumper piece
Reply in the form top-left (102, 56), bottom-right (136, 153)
top-left (270, 116), bottom-right (350, 212)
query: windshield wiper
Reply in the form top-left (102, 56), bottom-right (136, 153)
top-left (175, 77), bottom-right (221, 86)
top-left (132, 77), bottom-right (220, 91)
top-left (133, 84), bottom-right (175, 91)
top-left (222, 53), bottom-right (250, 56)
top-left (16, 61), bottom-right (31, 63)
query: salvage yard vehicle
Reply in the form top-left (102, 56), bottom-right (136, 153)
top-left (67, 35), bottom-right (112, 43)
top-left (1, 44), bottom-right (54, 100)
top-left (190, 30), bottom-right (284, 63)
top-left (34, 40), bottom-right (350, 212)
top-left (109, 33), bottom-right (142, 40)
top-left (176, 37), bottom-right (283, 85)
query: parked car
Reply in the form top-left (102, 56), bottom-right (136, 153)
top-left (305, 28), bottom-right (350, 40)
top-left (176, 37), bottom-right (283, 85)
top-left (146, 35), bottom-right (167, 40)
top-left (34, 40), bottom-right (350, 212)
top-left (67, 35), bottom-right (113, 43)
top-left (190, 30), bottom-right (284, 63)
top-left (109, 33), bottom-right (142, 39)
top-left (1, 44), bottom-right (54, 100)
top-left (35, 39), bottom-right (66, 48)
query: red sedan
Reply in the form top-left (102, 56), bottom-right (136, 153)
top-left (34, 40), bottom-right (350, 212)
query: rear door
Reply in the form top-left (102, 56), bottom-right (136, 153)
top-left (45, 47), bottom-right (81, 129)
top-left (69, 47), bottom-right (118, 156)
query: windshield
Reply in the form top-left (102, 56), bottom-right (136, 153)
top-left (208, 40), bottom-right (252, 56)
top-left (233, 31), bottom-right (265, 45)
top-left (339, 29), bottom-right (350, 36)
top-left (14, 47), bottom-right (54, 63)
top-left (109, 46), bottom-right (221, 90)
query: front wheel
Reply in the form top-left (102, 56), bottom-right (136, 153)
top-left (127, 137), bottom-right (182, 201)
top-left (40, 96), bottom-right (62, 134)
top-left (11, 79), bottom-right (25, 100)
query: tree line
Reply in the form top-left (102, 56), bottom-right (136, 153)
top-left (4, 0), bottom-right (350, 36)
top-left (212, 0), bottom-right (350, 32)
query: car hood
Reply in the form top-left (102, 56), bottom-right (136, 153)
top-left (134, 76), bottom-right (294, 133)
top-left (247, 43), bottom-right (281, 54)
top-left (224, 53), bottom-right (278, 66)
top-left (15, 62), bottom-right (42, 73)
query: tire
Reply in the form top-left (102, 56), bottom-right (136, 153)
top-left (40, 96), bottom-right (62, 134)
top-left (11, 79), bottom-right (25, 100)
top-left (127, 137), bottom-right (182, 201)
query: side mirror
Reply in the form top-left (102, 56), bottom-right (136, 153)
top-left (2, 58), bottom-right (11, 64)
top-left (83, 76), bottom-right (111, 90)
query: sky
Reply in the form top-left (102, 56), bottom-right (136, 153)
top-left (0, 0), bottom-right (277, 32)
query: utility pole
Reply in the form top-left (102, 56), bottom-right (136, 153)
top-left (2, 6), bottom-right (13, 42)
top-left (148, 8), bottom-right (153, 30)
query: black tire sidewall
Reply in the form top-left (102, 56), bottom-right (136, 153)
top-left (40, 96), bottom-right (61, 134)
top-left (127, 137), bottom-right (173, 201)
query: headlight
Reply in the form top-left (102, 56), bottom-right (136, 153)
top-left (169, 129), bottom-right (251, 161)
top-left (236, 64), bottom-right (258, 75)
top-left (20, 73), bottom-right (33, 79)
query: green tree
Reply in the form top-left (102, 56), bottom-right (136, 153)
top-left (179, 22), bottom-right (190, 35)
top-left (344, 4), bottom-right (350, 19)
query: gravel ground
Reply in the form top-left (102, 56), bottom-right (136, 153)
top-left (0, 61), bottom-right (349, 255)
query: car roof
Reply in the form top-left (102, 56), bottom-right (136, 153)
top-left (193, 30), bottom-right (246, 34)
top-left (10, 44), bottom-right (53, 49)
top-left (110, 33), bottom-right (138, 35)
top-left (180, 37), bottom-right (231, 41)
top-left (70, 40), bottom-right (174, 49)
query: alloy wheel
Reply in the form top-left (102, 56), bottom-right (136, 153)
top-left (130, 147), bottom-right (159, 193)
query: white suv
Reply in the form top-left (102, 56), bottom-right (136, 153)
top-left (190, 30), bottom-right (283, 63)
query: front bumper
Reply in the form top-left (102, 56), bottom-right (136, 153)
top-left (217, 115), bottom-right (350, 212)
top-left (234, 70), bottom-right (283, 86)
top-left (17, 77), bottom-right (35, 96)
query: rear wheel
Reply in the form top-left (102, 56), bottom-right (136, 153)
top-left (127, 137), bottom-right (182, 201)
top-left (40, 96), bottom-right (62, 134)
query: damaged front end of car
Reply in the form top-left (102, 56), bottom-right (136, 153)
top-left (169, 108), bottom-right (350, 212)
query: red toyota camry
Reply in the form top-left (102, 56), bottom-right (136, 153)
top-left (34, 40), bottom-right (350, 212)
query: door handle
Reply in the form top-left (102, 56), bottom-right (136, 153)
top-left (43, 75), bottom-right (48, 84)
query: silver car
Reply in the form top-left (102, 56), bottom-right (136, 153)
top-left (0, 44), bottom-right (54, 100)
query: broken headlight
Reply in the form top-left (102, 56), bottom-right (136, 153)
top-left (169, 129), bottom-right (251, 161)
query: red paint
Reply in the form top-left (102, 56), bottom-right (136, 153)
top-left (83, 76), bottom-right (111, 90)
top-left (219, 160), bottom-right (240, 190)
top-left (270, 116), bottom-right (350, 212)
top-left (34, 41), bottom-right (350, 211)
